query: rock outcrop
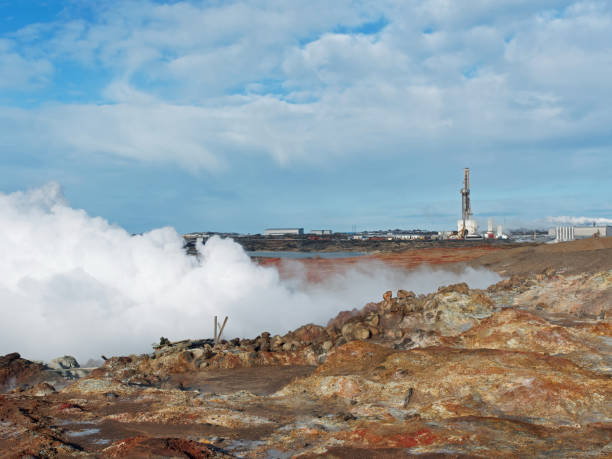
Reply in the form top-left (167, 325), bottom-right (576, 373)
top-left (0, 352), bottom-right (47, 391)
top-left (48, 355), bottom-right (80, 370)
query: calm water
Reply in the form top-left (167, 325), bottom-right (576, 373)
top-left (247, 251), bottom-right (368, 259)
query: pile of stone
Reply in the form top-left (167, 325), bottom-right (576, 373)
top-left (152, 338), bottom-right (215, 358)
top-left (82, 282), bottom-right (501, 383)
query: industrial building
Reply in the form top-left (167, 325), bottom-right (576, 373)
top-left (549, 225), bottom-right (612, 242)
top-left (575, 226), bottom-right (612, 238)
top-left (263, 228), bottom-right (304, 236)
top-left (310, 230), bottom-right (332, 235)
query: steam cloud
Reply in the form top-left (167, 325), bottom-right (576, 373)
top-left (548, 216), bottom-right (612, 225)
top-left (0, 183), bottom-right (501, 362)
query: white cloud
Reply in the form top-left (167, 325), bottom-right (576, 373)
top-left (0, 183), bottom-right (500, 361)
top-left (0, 1), bottom-right (611, 169)
top-left (0, 39), bottom-right (53, 90)
top-left (283, 33), bottom-right (406, 89)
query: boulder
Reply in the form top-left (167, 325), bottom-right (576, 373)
top-left (363, 313), bottom-right (379, 328)
top-left (29, 382), bottom-right (56, 397)
top-left (270, 335), bottom-right (284, 351)
top-left (191, 348), bottom-right (205, 360)
top-left (469, 291), bottom-right (494, 308)
top-left (488, 275), bottom-right (526, 292)
top-left (178, 351), bottom-right (194, 365)
top-left (380, 312), bottom-right (403, 330)
top-left (341, 322), bottom-right (371, 341)
top-left (397, 289), bottom-right (416, 300)
top-left (393, 336), bottom-right (415, 350)
top-left (0, 352), bottom-right (20, 366)
top-left (341, 323), bottom-right (354, 340)
top-left (48, 356), bottom-right (80, 370)
top-left (282, 341), bottom-right (299, 352)
top-left (259, 332), bottom-right (271, 352)
top-left (438, 283), bottom-right (470, 295)
top-left (285, 324), bottom-right (328, 344)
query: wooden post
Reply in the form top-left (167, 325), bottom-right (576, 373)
top-left (213, 315), bottom-right (228, 345)
top-left (217, 316), bottom-right (228, 343)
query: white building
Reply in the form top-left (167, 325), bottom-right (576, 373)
top-left (552, 226), bottom-right (575, 242)
top-left (548, 225), bottom-right (612, 242)
top-left (310, 230), bottom-right (332, 235)
top-left (457, 219), bottom-right (478, 236)
top-left (574, 226), bottom-right (612, 238)
top-left (263, 228), bottom-right (304, 236)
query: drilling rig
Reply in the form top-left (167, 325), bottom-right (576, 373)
top-left (458, 168), bottom-right (478, 238)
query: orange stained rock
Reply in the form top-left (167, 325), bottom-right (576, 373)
top-left (345, 427), bottom-right (437, 448)
top-left (256, 245), bottom-right (504, 282)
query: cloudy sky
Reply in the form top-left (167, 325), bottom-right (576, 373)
top-left (1, 0), bottom-right (611, 233)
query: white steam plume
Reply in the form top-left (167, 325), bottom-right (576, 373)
top-left (547, 216), bottom-right (612, 225)
top-left (0, 183), bottom-right (501, 362)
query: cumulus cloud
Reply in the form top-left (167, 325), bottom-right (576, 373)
top-left (0, 183), bottom-right (500, 362)
top-left (0, 1), bottom-right (611, 170)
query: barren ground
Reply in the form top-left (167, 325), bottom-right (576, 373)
top-left (258, 237), bottom-right (612, 282)
top-left (1, 237), bottom-right (611, 458)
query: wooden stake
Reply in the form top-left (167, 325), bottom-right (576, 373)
top-left (217, 316), bottom-right (228, 343)
top-left (214, 315), bottom-right (218, 344)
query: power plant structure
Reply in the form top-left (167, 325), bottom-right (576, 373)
top-left (550, 225), bottom-right (611, 242)
top-left (457, 168), bottom-right (479, 238)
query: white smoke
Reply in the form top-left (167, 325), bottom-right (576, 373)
top-left (0, 183), bottom-right (501, 362)
top-left (548, 216), bottom-right (612, 225)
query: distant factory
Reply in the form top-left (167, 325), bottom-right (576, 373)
top-left (549, 225), bottom-right (612, 242)
top-left (451, 167), bottom-right (612, 243)
top-left (311, 229), bottom-right (332, 236)
top-left (263, 228), bottom-right (304, 236)
top-left (451, 168), bottom-right (508, 241)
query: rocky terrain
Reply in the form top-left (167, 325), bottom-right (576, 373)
top-left (1, 239), bottom-right (611, 458)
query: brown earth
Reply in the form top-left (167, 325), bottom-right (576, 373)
top-left (257, 245), bottom-right (506, 282)
top-left (466, 236), bottom-right (612, 276)
top-left (257, 237), bottom-right (612, 283)
top-left (1, 240), bottom-right (611, 457)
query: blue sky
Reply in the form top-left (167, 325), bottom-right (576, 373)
top-left (1, 0), bottom-right (611, 233)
